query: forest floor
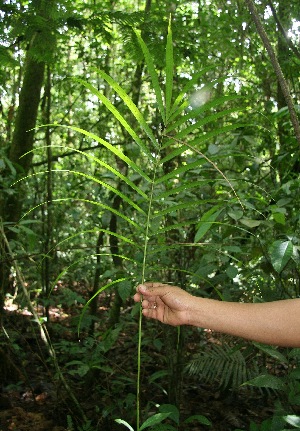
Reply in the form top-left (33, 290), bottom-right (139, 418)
top-left (0, 287), bottom-right (298, 431)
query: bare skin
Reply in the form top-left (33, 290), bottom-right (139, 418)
top-left (133, 282), bottom-right (300, 347)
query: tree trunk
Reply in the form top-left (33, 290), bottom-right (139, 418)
top-left (0, 0), bottom-right (56, 317)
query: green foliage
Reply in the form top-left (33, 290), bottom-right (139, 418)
top-left (1, 1), bottom-right (300, 430)
top-left (186, 342), bottom-right (260, 391)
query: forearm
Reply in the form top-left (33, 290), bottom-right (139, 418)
top-left (187, 297), bottom-right (300, 347)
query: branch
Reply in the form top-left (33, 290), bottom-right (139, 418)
top-left (267, 0), bottom-right (300, 60)
top-left (244, 0), bottom-right (300, 147)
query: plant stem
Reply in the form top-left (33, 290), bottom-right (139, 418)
top-left (136, 155), bottom-right (159, 431)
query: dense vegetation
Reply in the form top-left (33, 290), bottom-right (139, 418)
top-left (1, 1), bottom-right (300, 430)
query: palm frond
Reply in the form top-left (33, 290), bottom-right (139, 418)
top-left (134, 29), bottom-right (166, 124)
top-left (167, 66), bottom-right (217, 121)
top-left (74, 78), bottom-right (157, 155)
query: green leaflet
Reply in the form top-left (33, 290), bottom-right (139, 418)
top-left (242, 374), bottom-right (285, 390)
top-left (252, 342), bottom-right (288, 364)
top-left (155, 180), bottom-right (215, 199)
top-left (62, 124), bottom-right (153, 182)
top-left (166, 93), bottom-right (242, 134)
top-left (165, 106), bottom-right (244, 142)
top-left (155, 159), bottom-right (206, 184)
top-left (59, 145), bottom-right (149, 199)
top-left (139, 413), bottom-right (171, 431)
top-left (73, 79), bottom-right (157, 156)
top-left (134, 29), bottom-right (166, 124)
top-left (52, 172), bottom-right (146, 214)
top-left (195, 206), bottom-right (222, 242)
top-left (162, 122), bottom-right (249, 152)
top-left (53, 197), bottom-right (143, 225)
top-left (152, 199), bottom-right (204, 219)
top-left (167, 66), bottom-right (217, 121)
top-left (269, 239), bottom-right (293, 273)
top-left (165, 16), bottom-right (174, 121)
top-left (78, 278), bottom-right (129, 336)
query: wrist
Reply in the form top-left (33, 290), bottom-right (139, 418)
top-left (185, 297), bottom-right (214, 328)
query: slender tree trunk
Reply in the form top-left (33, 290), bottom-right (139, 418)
top-left (42, 65), bottom-right (53, 325)
top-left (0, 0), bottom-right (56, 318)
top-left (244, 0), bottom-right (300, 147)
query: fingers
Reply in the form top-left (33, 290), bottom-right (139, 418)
top-left (136, 282), bottom-right (171, 297)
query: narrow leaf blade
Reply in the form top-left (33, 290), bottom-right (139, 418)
top-left (134, 29), bottom-right (166, 123)
top-left (165, 16), bottom-right (174, 121)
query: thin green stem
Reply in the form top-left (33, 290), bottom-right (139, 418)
top-left (136, 156), bottom-right (159, 431)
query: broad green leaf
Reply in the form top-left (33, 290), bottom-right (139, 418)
top-left (134, 29), bottom-right (166, 124)
top-left (242, 374), bottom-right (285, 390)
top-left (226, 265), bottom-right (238, 279)
top-left (228, 209), bottom-right (244, 221)
top-left (269, 240), bottom-right (293, 273)
top-left (117, 280), bottom-right (133, 301)
top-left (252, 342), bottom-right (288, 363)
top-left (139, 413), bottom-right (171, 431)
top-left (184, 415), bottom-right (212, 426)
top-left (159, 404), bottom-right (179, 425)
top-left (165, 17), bottom-right (174, 122)
top-left (239, 218), bottom-right (261, 228)
top-left (115, 419), bottom-right (135, 431)
top-left (195, 206), bottom-right (222, 242)
top-left (272, 212), bottom-right (286, 225)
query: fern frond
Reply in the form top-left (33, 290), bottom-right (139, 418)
top-left (186, 343), bottom-right (258, 391)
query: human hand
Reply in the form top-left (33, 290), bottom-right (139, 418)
top-left (133, 282), bottom-right (193, 326)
